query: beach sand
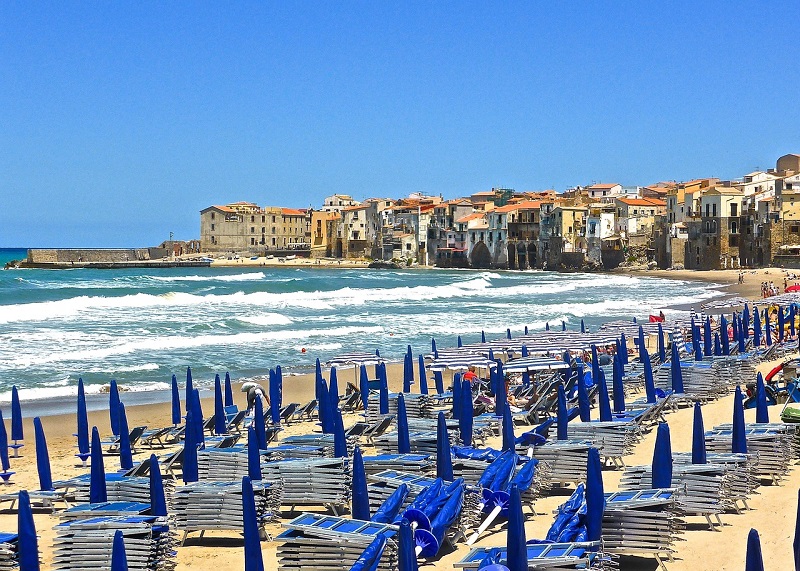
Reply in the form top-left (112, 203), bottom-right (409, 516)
top-left (3, 269), bottom-right (798, 570)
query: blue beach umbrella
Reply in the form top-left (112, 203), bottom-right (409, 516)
top-left (504, 328), bottom-right (510, 340)
top-left (457, 336), bottom-right (463, 348)
top-left (333, 409), bottom-right (348, 458)
top-left (691, 323), bottom-right (703, 360)
top-left (755, 372), bottom-right (769, 424)
top-left (371, 483), bottom-right (409, 524)
top-left (720, 315), bottom-right (730, 355)
top-left (557, 384), bottom-right (568, 441)
top-left (501, 404), bottom-right (515, 452)
top-left (183, 410), bottom-right (199, 484)
top-left (0, 412), bottom-right (10, 474)
top-left (170, 375), bottom-right (181, 426)
top-left (10, 387), bottom-right (22, 444)
top-left (214, 375), bottom-right (226, 435)
top-left (597, 369), bottom-right (612, 422)
top-left (586, 447), bottom-right (604, 542)
top-left (481, 330), bottom-right (486, 343)
top-left (149, 453), bottom-right (167, 516)
top-left (791, 306), bottom-right (797, 338)
top-left (732, 314), bottom-right (739, 344)
top-left (352, 447), bottom-right (370, 521)
top-left (651, 423), bottom-right (672, 488)
top-left (405, 345), bottom-right (415, 390)
top-left (254, 397), bottom-right (267, 447)
top-left (109, 380), bottom-right (121, 437)
top-left (378, 363), bottom-right (389, 415)
top-left (452, 373), bottom-right (462, 419)
top-left (691, 402), bottom-right (706, 464)
top-left (270, 367), bottom-right (283, 425)
top-left (242, 477), bottom-right (265, 571)
top-left (90, 427), bottom-right (107, 503)
top-left (118, 403), bottom-right (133, 471)
top-left (642, 348), bottom-right (656, 404)
top-left (33, 418), bottom-right (52, 491)
top-left (191, 388), bottom-right (204, 446)
top-left (732, 386), bottom-right (747, 454)
top-left (247, 427), bottom-right (262, 481)
top-left (488, 348), bottom-right (495, 362)
top-left (17, 490), bottom-right (38, 571)
top-left (494, 362), bottom-right (507, 417)
top-left (111, 530), bottom-right (128, 571)
top-left (329, 367), bottom-right (340, 412)
top-left (318, 379), bottom-right (330, 433)
top-left (315, 358), bottom-right (323, 401)
top-left (753, 307), bottom-right (762, 347)
top-left (743, 304), bottom-right (751, 337)
top-left (545, 322), bottom-right (550, 331)
top-left (765, 310), bottom-right (773, 346)
top-left (713, 333), bottom-right (721, 356)
top-left (398, 519), bottom-right (419, 571)
top-left (418, 355), bottom-right (429, 395)
top-left (703, 317), bottom-right (712, 356)
top-left (577, 372), bottom-right (591, 422)
top-left (590, 345), bottom-right (600, 388)
top-left (521, 371), bottom-right (531, 389)
top-left (436, 412), bottom-right (453, 481)
top-left (224, 372), bottom-right (234, 408)
top-left (525, 325), bottom-right (529, 335)
top-left (612, 354), bottom-right (625, 413)
top-left (745, 528), bottom-right (765, 571)
top-left (671, 342), bottom-right (684, 394)
top-left (431, 338), bottom-right (437, 356)
top-left (459, 380), bottom-right (473, 447)
top-left (619, 333), bottom-right (629, 365)
top-left (581, 319), bottom-right (586, 334)
top-left (433, 370), bottom-right (444, 395)
top-left (521, 344), bottom-right (528, 357)
top-left (779, 306), bottom-right (786, 342)
top-left (77, 378), bottom-right (89, 457)
top-left (506, 485), bottom-right (526, 571)
top-left (359, 365), bottom-right (370, 411)
top-left (350, 534), bottom-right (387, 571)
top-left (185, 366), bottom-right (193, 407)
top-left (397, 393), bottom-right (411, 454)
top-left (413, 479), bottom-right (465, 557)
top-left (561, 321), bottom-right (565, 331)
top-left (657, 322), bottom-right (666, 362)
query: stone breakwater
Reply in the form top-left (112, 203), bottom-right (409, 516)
top-left (21, 249), bottom-right (210, 269)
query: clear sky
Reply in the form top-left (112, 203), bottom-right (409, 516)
top-left (2, 2), bottom-right (799, 247)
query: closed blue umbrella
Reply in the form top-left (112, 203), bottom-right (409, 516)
top-left (590, 345), bottom-right (601, 389)
top-left (352, 447), bottom-right (370, 521)
top-left (359, 365), bottom-right (370, 411)
top-left (506, 485), bottom-right (526, 571)
top-left (732, 314), bottom-right (739, 344)
top-left (745, 528), bottom-right (765, 571)
top-left (170, 375), bottom-right (181, 426)
top-left (703, 317), bottom-right (712, 356)
top-left (224, 372), bottom-right (234, 408)
top-left (452, 373), bottom-right (462, 420)
top-left (505, 328), bottom-right (511, 340)
top-left (779, 306), bottom-right (786, 342)
top-left (577, 373), bottom-right (590, 422)
top-left (755, 372), bottom-right (769, 424)
top-left (792, 306), bottom-right (797, 338)
top-left (433, 370), bottom-right (444, 395)
top-left (612, 354), bottom-right (625, 413)
top-left (10, 387), bottom-right (22, 444)
top-left (765, 310), bottom-right (773, 346)
top-left (521, 344), bottom-right (528, 357)
top-left (270, 367), bottom-right (283, 425)
top-left (149, 453), bottom-right (167, 517)
top-left (254, 396), bottom-right (267, 448)
top-left (521, 371), bottom-right (531, 389)
top-left (242, 476), bottom-right (265, 571)
top-left (90, 427), bottom-right (107, 503)
top-left (431, 338), bottom-right (437, 356)
top-left (436, 412), bottom-right (453, 481)
top-left (495, 361), bottom-right (507, 417)
top-left (0, 412), bottom-right (10, 474)
top-left (329, 367), bottom-right (340, 412)
top-left (33, 417), bottom-right (52, 491)
top-left (17, 490), bottom-right (38, 571)
top-left (405, 345), bottom-right (415, 389)
top-left (350, 534), bottom-right (387, 571)
top-left (110, 381), bottom-right (122, 437)
top-left (586, 447), bottom-right (604, 542)
top-left (371, 483), bottom-right (409, 524)
top-left (642, 348), bottom-right (656, 404)
top-left (545, 322), bottom-right (550, 331)
top-left (318, 379), bottom-right (330, 433)
top-left (459, 380), bottom-right (473, 447)
top-left (657, 322), bottom-right (666, 362)
top-left (183, 410), bottom-right (199, 484)
top-left (378, 363), bottom-right (389, 415)
top-left (619, 332), bottom-right (629, 365)
top-left (671, 341), bottom-right (684, 394)
top-left (651, 423), bottom-right (672, 488)
top-left (692, 401), bottom-right (707, 464)
top-left (488, 348), bottom-right (495, 361)
top-left (743, 304), bottom-right (751, 337)
top-left (502, 404), bottom-right (515, 452)
top-left (738, 316), bottom-right (746, 353)
top-left (333, 408), bottom-right (348, 458)
top-left (457, 336), bottom-right (463, 348)
top-left (315, 359), bottom-right (323, 401)
top-left (77, 378), bottom-right (89, 457)
top-left (720, 315), bottom-right (730, 355)
top-left (398, 519), bottom-right (419, 571)
top-left (481, 330), bottom-right (486, 343)
top-left (191, 388), bottom-right (204, 447)
top-left (580, 319), bottom-right (586, 334)
top-left (214, 375), bottom-right (226, 435)
top-left (597, 369), bottom-right (612, 422)
top-left (185, 366), bottom-right (193, 407)
top-left (556, 384), bottom-right (567, 441)
top-left (118, 403), bottom-right (133, 471)
top-left (413, 479), bottom-right (464, 557)
top-left (692, 323), bottom-right (703, 361)
top-left (418, 355), bottom-right (429, 395)
top-left (753, 307), bottom-right (762, 347)
top-left (732, 386), bottom-right (747, 454)
top-left (247, 427), bottom-right (262, 481)
top-left (713, 333), bottom-right (721, 356)
top-left (111, 530), bottom-right (128, 571)
top-left (397, 393), bottom-right (411, 454)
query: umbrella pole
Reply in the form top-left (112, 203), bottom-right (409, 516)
top-left (465, 505), bottom-right (504, 545)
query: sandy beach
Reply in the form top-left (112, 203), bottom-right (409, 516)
top-left (1, 268), bottom-right (798, 571)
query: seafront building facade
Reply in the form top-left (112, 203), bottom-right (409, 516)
top-left (198, 153), bottom-right (800, 269)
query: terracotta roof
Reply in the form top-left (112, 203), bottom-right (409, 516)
top-left (494, 203), bottom-right (520, 213)
top-left (343, 204), bottom-right (368, 212)
top-left (617, 198), bottom-right (666, 207)
top-left (281, 208), bottom-right (306, 216)
top-left (456, 213), bottom-right (486, 223)
top-left (471, 191), bottom-right (497, 196)
top-left (210, 205), bottom-right (235, 213)
top-left (587, 183), bottom-right (621, 190)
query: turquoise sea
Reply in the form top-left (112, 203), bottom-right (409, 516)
top-left (0, 247), bottom-right (722, 409)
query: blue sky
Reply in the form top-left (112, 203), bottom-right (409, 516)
top-left (2, 2), bottom-right (799, 247)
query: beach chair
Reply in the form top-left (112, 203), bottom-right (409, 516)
top-left (339, 392), bottom-right (362, 413)
top-left (455, 541), bottom-right (604, 570)
top-left (226, 410), bottom-right (248, 433)
top-left (103, 426), bottom-right (147, 455)
top-left (139, 427), bottom-right (172, 449)
top-left (292, 399), bottom-right (318, 423)
top-left (275, 403), bottom-right (299, 424)
top-left (364, 415), bottom-right (395, 445)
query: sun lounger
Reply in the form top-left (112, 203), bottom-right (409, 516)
top-left (226, 410), bottom-right (248, 433)
top-left (139, 427), bottom-right (172, 449)
top-left (292, 399), bottom-right (318, 423)
top-left (103, 426), bottom-right (147, 455)
top-left (454, 541), bottom-right (605, 570)
top-left (261, 457), bottom-right (350, 514)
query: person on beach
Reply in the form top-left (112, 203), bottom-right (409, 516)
top-left (242, 382), bottom-right (269, 413)
top-left (463, 366), bottom-right (478, 382)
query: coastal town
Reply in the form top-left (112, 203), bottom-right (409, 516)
top-left (196, 152), bottom-right (800, 272)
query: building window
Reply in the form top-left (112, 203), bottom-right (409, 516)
top-left (250, 237), bottom-right (255, 245)
top-left (272, 238), bottom-right (276, 246)
top-left (211, 223), bottom-right (215, 231)
top-left (251, 227), bottom-right (255, 233)
top-left (272, 216), bottom-right (276, 223)
top-left (730, 203), bottom-right (738, 217)
top-left (791, 226), bottom-right (800, 234)
top-left (210, 212), bottom-right (215, 220)
top-left (712, 204), bottom-right (717, 217)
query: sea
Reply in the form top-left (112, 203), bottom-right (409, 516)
top-left (0, 247), bottom-right (723, 415)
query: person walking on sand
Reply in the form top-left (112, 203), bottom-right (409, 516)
top-left (242, 382), bottom-right (269, 414)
